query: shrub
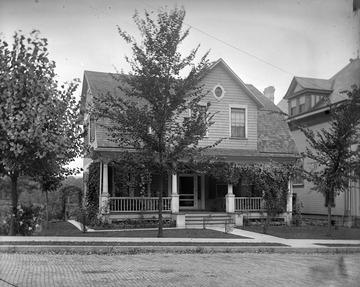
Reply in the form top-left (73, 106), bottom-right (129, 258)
top-left (0, 204), bottom-right (45, 236)
top-left (291, 200), bottom-right (304, 227)
top-left (72, 204), bottom-right (100, 232)
top-left (92, 218), bottom-right (176, 230)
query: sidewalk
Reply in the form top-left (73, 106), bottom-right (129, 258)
top-left (1, 220), bottom-right (359, 254)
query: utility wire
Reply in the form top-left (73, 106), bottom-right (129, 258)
top-left (77, 0), bottom-right (350, 100)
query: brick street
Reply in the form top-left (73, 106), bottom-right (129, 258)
top-left (0, 252), bottom-right (359, 287)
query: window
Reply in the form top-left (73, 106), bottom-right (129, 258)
top-left (89, 116), bottom-right (95, 143)
top-left (290, 99), bottom-right (297, 116)
top-left (313, 94), bottom-right (322, 106)
top-left (325, 191), bottom-right (335, 207)
top-left (293, 159), bottom-right (304, 186)
top-left (190, 104), bottom-right (209, 137)
top-left (230, 107), bottom-right (246, 138)
top-left (299, 96), bottom-right (305, 113)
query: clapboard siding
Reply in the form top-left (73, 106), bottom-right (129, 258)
top-left (92, 63), bottom-right (260, 150)
top-left (197, 63), bottom-right (258, 150)
top-left (292, 121), bottom-right (345, 216)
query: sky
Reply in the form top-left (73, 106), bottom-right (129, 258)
top-left (1, 0), bottom-right (359, 170)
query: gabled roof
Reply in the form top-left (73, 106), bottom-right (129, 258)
top-left (209, 59), bottom-right (265, 108)
top-left (283, 77), bottom-right (332, 100)
top-left (245, 84), bottom-right (281, 112)
top-left (294, 76), bottom-right (333, 91)
top-left (283, 58), bottom-right (360, 105)
top-left (81, 62), bottom-right (298, 158)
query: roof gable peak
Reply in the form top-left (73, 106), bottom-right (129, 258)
top-left (209, 58), bottom-right (264, 108)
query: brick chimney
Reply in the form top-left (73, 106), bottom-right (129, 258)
top-left (263, 86), bottom-right (275, 103)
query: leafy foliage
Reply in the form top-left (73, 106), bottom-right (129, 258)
top-left (208, 160), bottom-right (292, 233)
top-left (85, 162), bottom-right (100, 214)
top-left (92, 7), bottom-right (218, 236)
top-left (0, 204), bottom-right (45, 236)
top-left (0, 30), bottom-right (83, 235)
top-left (299, 87), bottom-right (360, 232)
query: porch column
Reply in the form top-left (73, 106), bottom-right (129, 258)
top-left (101, 161), bottom-right (110, 216)
top-left (285, 179), bottom-right (293, 225)
top-left (226, 183), bottom-right (235, 213)
top-left (171, 173), bottom-right (179, 213)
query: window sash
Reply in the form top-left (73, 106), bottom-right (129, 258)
top-left (231, 108), bottom-right (245, 138)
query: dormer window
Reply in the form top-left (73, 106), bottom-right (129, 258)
top-left (290, 99), bottom-right (297, 116)
top-left (299, 96), bottom-right (305, 113)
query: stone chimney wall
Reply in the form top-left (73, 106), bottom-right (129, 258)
top-left (263, 86), bottom-right (275, 103)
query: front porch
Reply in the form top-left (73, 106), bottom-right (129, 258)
top-left (96, 162), bottom-right (293, 227)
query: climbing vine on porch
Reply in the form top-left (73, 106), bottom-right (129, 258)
top-left (111, 153), bottom-right (153, 197)
top-left (85, 162), bottom-right (100, 212)
top-left (208, 160), bottom-right (295, 228)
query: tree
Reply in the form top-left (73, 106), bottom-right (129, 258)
top-left (0, 30), bottom-right (83, 235)
top-left (94, 6), bottom-right (218, 237)
top-left (300, 87), bottom-right (360, 234)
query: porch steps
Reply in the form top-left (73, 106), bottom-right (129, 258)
top-left (185, 213), bottom-right (233, 228)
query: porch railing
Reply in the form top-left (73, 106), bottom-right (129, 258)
top-left (235, 197), bottom-right (264, 211)
top-left (109, 197), bottom-right (172, 212)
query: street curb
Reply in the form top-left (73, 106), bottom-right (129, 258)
top-left (1, 245), bottom-right (360, 254)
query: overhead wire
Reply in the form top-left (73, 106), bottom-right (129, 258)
top-left (77, 0), bottom-right (350, 100)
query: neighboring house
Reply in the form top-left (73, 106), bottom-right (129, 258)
top-left (80, 58), bottom-right (298, 227)
top-left (281, 57), bottom-right (360, 226)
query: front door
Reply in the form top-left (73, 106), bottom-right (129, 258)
top-left (179, 175), bottom-right (197, 209)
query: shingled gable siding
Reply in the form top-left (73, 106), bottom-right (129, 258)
top-left (197, 63), bottom-right (258, 150)
top-left (95, 118), bottom-right (119, 148)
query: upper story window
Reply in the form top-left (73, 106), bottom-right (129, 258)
top-left (290, 99), bottom-right (297, 116)
top-left (230, 106), bottom-right (246, 139)
top-left (89, 116), bottom-right (96, 143)
top-left (190, 104), bottom-right (209, 137)
top-left (299, 96), bottom-right (305, 113)
top-left (312, 94), bottom-right (322, 107)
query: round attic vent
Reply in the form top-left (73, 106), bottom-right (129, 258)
top-left (212, 84), bottom-right (226, 101)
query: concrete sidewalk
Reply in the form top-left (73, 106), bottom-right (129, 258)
top-left (1, 220), bottom-right (359, 253)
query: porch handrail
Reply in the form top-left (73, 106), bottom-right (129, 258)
top-left (235, 197), bottom-right (264, 211)
top-left (109, 197), bottom-right (171, 212)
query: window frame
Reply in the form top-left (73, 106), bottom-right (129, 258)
top-left (290, 99), bottom-right (297, 116)
top-left (299, 96), bottom-right (305, 114)
top-left (89, 116), bottom-right (96, 143)
top-left (292, 159), bottom-right (304, 187)
top-left (189, 103), bottom-right (209, 137)
top-left (229, 104), bottom-right (247, 139)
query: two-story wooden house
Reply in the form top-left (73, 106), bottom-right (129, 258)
top-left (280, 57), bottom-right (360, 226)
top-left (80, 58), bottom-right (298, 227)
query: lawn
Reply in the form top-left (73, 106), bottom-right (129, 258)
top-left (239, 225), bottom-right (360, 240)
top-left (37, 221), bottom-right (248, 239)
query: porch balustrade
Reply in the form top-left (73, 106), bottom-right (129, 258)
top-left (110, 197), bottom-right (172, 212)
top-left (235, 197), bottom-right (264, 211)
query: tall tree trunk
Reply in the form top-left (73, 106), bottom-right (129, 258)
top-left (327, 184), bottom-right (333, 236)
top-left (9, 173), bottom-right (19, 236)
top-left (45, 189), bottom-right (49, 230)
top-left (327, 201), bottom-right (332, 236)
top-left (157, 172), bottom-right (164, 237)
